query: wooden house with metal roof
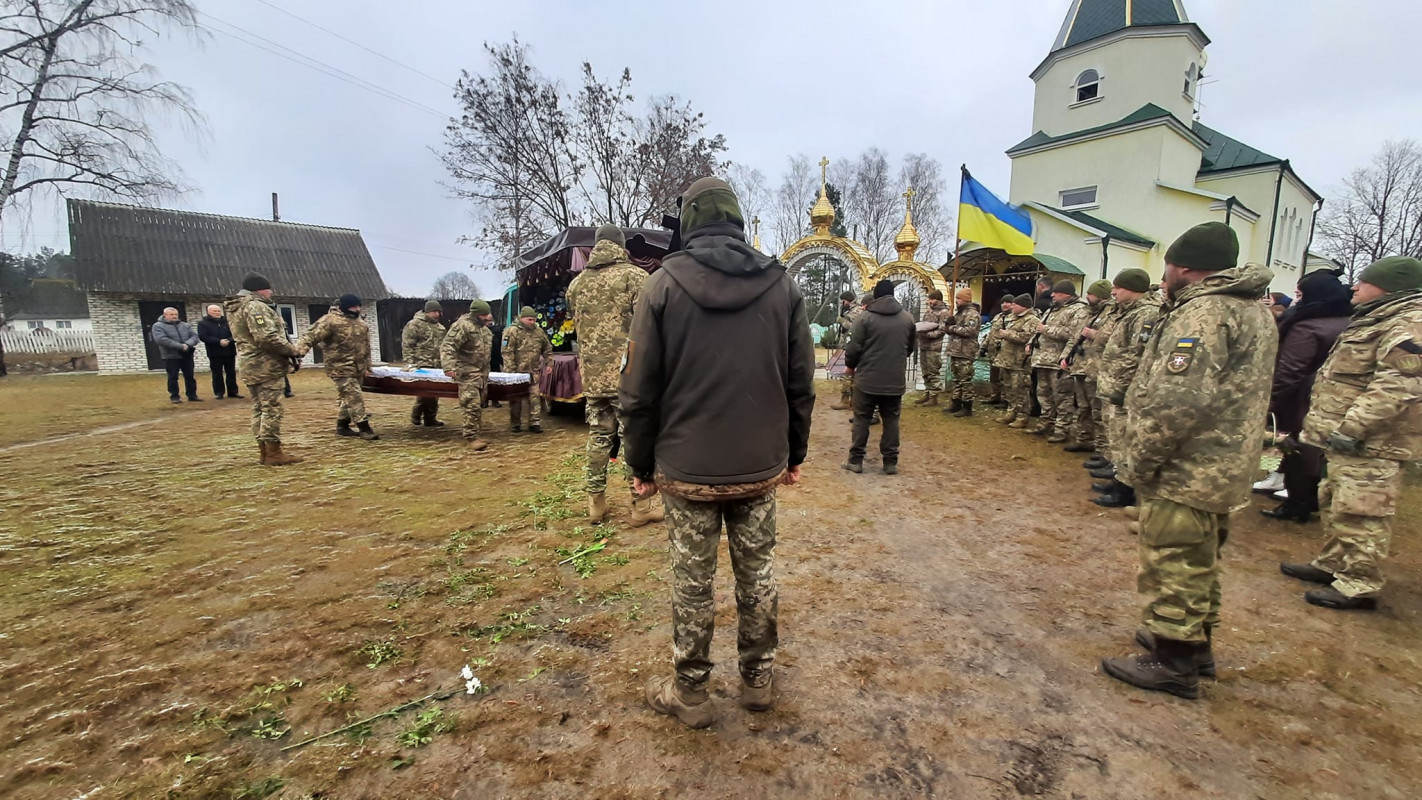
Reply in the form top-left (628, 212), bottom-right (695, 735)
top-left (67, 199), bottom-right (389, 373)
top-left (957, 0), bottom-right (1325, 304)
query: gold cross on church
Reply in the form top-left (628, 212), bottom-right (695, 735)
top-left (818, 156), bottom-right (829, 189)
top-left (903, 185), bottom-right (917, 214)
top-left (751, 216), bottom-right (761, 237)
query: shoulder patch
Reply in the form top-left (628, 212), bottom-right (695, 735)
top-left (1398, 339), bottom-right (1422, 355)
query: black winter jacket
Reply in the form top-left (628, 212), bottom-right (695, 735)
top-left (844, 295), bottom-right (916, 395)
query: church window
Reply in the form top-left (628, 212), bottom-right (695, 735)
top-left (1060, 186), bottom-right (1098, 209)
top-left (1184, 63), bottom-right (1198, 97)
top-left (1074, 69), bottom-right (1101, 103)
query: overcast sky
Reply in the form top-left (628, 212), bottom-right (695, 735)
top-left (4, 0), bottom-right (1420, 297)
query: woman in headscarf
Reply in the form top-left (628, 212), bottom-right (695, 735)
top-left (1261, 270), bottom-right (1354, 522)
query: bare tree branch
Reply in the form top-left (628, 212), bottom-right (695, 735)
top-left (1317, 139), bottom-right (1422, 280)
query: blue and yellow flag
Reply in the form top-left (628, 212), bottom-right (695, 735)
top-left (959, 168), bottom-right (1034, 256)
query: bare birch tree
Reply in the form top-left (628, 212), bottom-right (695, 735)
top-left (771, 153), bottom-right (814, 255)
top-left (900, 153), bottom-right (953, 264)
top-left (0, 0), bottom-right (201, 218)
top-left (1317, 139), bottom-right (1422, 279)
top-left (843, 147), bottom-right (897, 262)
top-left (430, 270), bottom-right (481, 300)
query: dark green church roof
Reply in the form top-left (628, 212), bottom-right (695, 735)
top-left (1053, 0), bottom-right (1190, 51)
top-left (1193, 122), bottom-right (1283, 173)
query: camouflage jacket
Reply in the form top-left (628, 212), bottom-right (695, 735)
top-left (983, 311), bottom-right (1010, 359)
top-left (917, 303), bottom-right (953, 346)
top-left (838, 305), bottom-right (867, 342)
top-left (1302, 289), bottom-right (1422, 462)
top-left (297, 311), bottom-right (372, 378)
top-left (502, 321), bottom-right (551, 374)
top-left (1029, 298), bottom-right (1086, 369)
top-left (224, 290), bottom-right (298, 384)
top-left (1123, 263), bottom-right (1278, 514)
top-left (566, 240), bottom-right (647, 397)
top-left (1098, 292), bottom-right (1164, 403)
top-left (440, 314), bottom-right (492, 381)
top-left (1065, 299), bottom-right (1112, 376)
top-left (401, 313), bottom-right (446, 368)
top-left (993, 309), bottom-right (1037, 370)
top-left (943, 303), bottom-right (982, 358)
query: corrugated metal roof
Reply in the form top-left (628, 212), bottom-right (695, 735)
top-left (67, 200), bottom-right (389, 300)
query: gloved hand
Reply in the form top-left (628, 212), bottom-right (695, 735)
top-left (1326, 430), bottom-right (1364, 455)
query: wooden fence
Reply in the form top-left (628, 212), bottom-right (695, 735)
top-left (1, 329), bottom-right (95, 355)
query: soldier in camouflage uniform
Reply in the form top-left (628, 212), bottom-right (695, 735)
top-left (1282, 256), bottom-right (1422, 611)
top-left (1059, 280), bottom-right (1115, 451)
top-left (1102, 222), bottom-right (1277, 700)
top-left (502, 305), bottom-right (552, 433)
top-left (1092, 269), bottom-right (1163, 506)
top-left (942, 288), bottom-right (982, 416)
top-left (297, 294), bottom-right (378, 440)
top-left (401, 300), bottom-right (446, 426)
top-left (440, 300), bottom-right (494, 451)
top-left (993, 294), bottom-right (1038, 427)
top-left (913, 290), bottom-right (952, 406)
top-left (566, 224), bottom-right (663, 527)
top-left (224, 272), bottom-right (303, 465)
top-left (831, 291), bottom-right (867, 411)
top-left (1030, 280), bottom-right (1089, 442)
top-left (980, 298), bottom-right (1013, 407)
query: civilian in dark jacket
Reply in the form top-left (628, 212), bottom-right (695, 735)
top-left (197, 304), bottom-right (242, 400)
top-left (151, 307), bottom-right (201, 403)
top-left (622, 177), bottom-right (814, 728)
top-left (843, 279), bottom-right (916, 473)
top-left (1263, 270), bottom-right (1354, 521)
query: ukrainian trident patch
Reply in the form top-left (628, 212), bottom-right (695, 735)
top-left (1165, 337), bottom-right (1198, 374)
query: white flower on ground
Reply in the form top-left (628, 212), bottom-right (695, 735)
top-left (461, 664), bottom-right (481, 695)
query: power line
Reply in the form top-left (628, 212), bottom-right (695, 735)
top-left (201, 12), bottom-right (447, 120)
top-left (251, 0), bottom-right (452, 90)
top-left (368, 243), bottom-right (474, 263)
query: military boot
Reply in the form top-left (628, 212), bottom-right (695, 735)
top-left (913, 393), bottom-right (932, 406)
top-left (423, 413), bottom-right (444, 427)
top-left (997, 410), bottom-right (1017, 424)
top-left (466, 438), bottom-right (489, 452)
top-left (411, 409), bottom-right (422, 426)
top-left (882, 459), bottom-right (899, 475)
top-left (943, 398), bottom-right (963, 414)
top-left (1088, 465), bottom-right (1117, 480)
top-left (1092, 481), bottom-right (1136, 508)
top-left (356, 420), bottom-right (380, 441)
top-left (830, 394), bottom-right (851, 411)
top-left (1136, 628), bottom-right (1216, 678)
top-left (645, 676), bottom-right (714, 729)
top-left (923, 393), bottom-right (939, 407)
top-left (740, 677), bottom-right (774, 712)
top-left (953, 400), bottom-right (973, 418)
top-left (1101, 636), bottom-right (1201, 699)
top-left (1083, 455), bottom-right (1110, 469)
top-left (1091, 480), bottom-right (1117, 493)
top-left (841, 459), bottom-right (863, 473)
top-left (1305, 586), bottom-right (1379, 611)
top-left (256, 442), bottom-right (268, 464)
top-left (1008, 418), bottom-right (1030, 429)
top-left (529, 424), bottom-right (543, 433)
top-left (264, 441), bottom-right (304, 466)
top-left (588, 492), bottom-right (608, 524)
top-left (630, 496), bottom-right (665, 527)
top-left (1064, 442), bottom-right (1094, 453)
top-left (336, 420), bottom-right (359, 438)
top-left (1280, 562), bottom-right (1334, 584)
top-left (1046, 431), bottom-right (1069, 444)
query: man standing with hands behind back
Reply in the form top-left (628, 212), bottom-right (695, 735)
top-left (621, 177), bottom-right (815, 729)
top-left (198, 304), bottom-right (242, 400)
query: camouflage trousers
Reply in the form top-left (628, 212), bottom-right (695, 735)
top-left (1067, 375), bottom-right (1094, 446)
top-left (986, 365), bottom-right (1003, 402)
top-left (1104, 402), bottom-right (1126, 471)
top-left (331, 376), bottom-right (369, 424)
top-left (662, 490), bottom-right (779, 691)
top-left (456, 377), bottom-right (485, 439)
top-left (247, 378), bottom-right (285, 443)
top-left (1085, 377), bottom-right (1108, 453)
top-left (1004, 369), bottom-right (1032, 417)
top-left (1137, 496), bottom-right (1228, 643)
top-left (1033, 368), bottom-right (1062, 430)
top-left (1312, 454), bottom-right (1403, 598)
top-left (585, 395), bottom-right (630, 495)
top-left (410, 396), bottom-right (439, 424)
top-left (949, 356), bottom-right (975, 401)
top-left (919, 345), bottom-right (944, 393)
top-left (838, 372), bottom-right (855, 406)
top-left (509, 374), bottom-right (542, 428)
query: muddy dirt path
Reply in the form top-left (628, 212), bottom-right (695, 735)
top-left (1, 388), bottom-right (1419, 799)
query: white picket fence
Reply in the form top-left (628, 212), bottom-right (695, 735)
top-left (1, 329), bottom-right (95, 354)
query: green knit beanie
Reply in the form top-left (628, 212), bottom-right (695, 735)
top-left (519, 306), bottom-right (537, 319)
top-left (1087, 279), bottom-right (1114, 300)
top-left (423, 300), bottom-right (442, 313)
top-left (1165, 222), bottom-right (1239, 271)
top-left (468, 300), bottom-right (491, 315)
top-left (1052, 279), bottom-right (1077, 295)
top-left (1357, 256), bottom-right (1422, 294)
top-left (1112, 268), bottom-right (1151, 293)
top-left (679, 177), bottom-right (745, 233)
top-left (1013, 293), bottom-right (1035, 307)
top-left (594, 224), bottom-right (625, 247)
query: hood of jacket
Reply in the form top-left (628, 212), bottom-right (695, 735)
top-left (224, 289), bottom-right (272, 314)
top-left (1170, 262), bottom-right (1274, 309)
top-left (586, 239), bottom-right (630, 270)
top-left (866, 295), bottom-right (904, 315)
top-left (660, 223), bottom-right (785, 312)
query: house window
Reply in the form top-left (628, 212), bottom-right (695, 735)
top-left (1060, 186), bottom-right (1098, 209)
top-left (27, 320), bottom-right (41, 330)
top-left (1074, 69), bottom-right (1101, 103)
top-left (277, 304), bottom-right (297, 338)
top-left (1184, 63), bottom-right (1198, 97)
top-left (55, 320), bottom-right (72, 329)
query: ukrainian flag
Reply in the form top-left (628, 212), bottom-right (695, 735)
top-left (959, 168), bottom-right (1035, 256)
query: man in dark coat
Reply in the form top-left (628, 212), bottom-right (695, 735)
top-left (843, 279), bottom-right (916, 474)
top-left (197, 303), bottom-right (242, 400)
top-left (151, 307), bottom-right (201, 403)
top-left (1262, 270), bottom-right (1354, 521)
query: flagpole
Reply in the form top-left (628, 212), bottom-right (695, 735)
top-left (952, 165), bottom-right (966, 290)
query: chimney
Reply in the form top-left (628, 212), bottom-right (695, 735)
top-left (272, 192), bottom-right (280, 222)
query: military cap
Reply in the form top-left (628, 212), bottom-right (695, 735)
top-left (680, 177), bottom-right (745, 233)
top-left (1357, 256), bottom-right (1422, 294)
top-left (338, 294), bottom-right (362, 312)
top-left (519, 305), bottom-right (537, 318)
top-left (1052, 280), bottom-right (1077, 295)
top-left (873, 279), bottom-right (895, 299)
top-left (1112, 268), bottom-right (1151, 293)
top-left (840, 290), bottom-right (857, 302)
top-left (1165, 222), bottom-right (1239, 272)
top-left (424, 300), bottom-right (442, 312)
top-left (242, 272), bottom-right (272, 291)
top-left (594, 224), bottom-right (625, 247)
top-left (1013, 293), bottom-right (1035, 307)
top-left (1087, 279), bottom-right (1114, 300)
top-left (469, 300), bottom-right (491, 315)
